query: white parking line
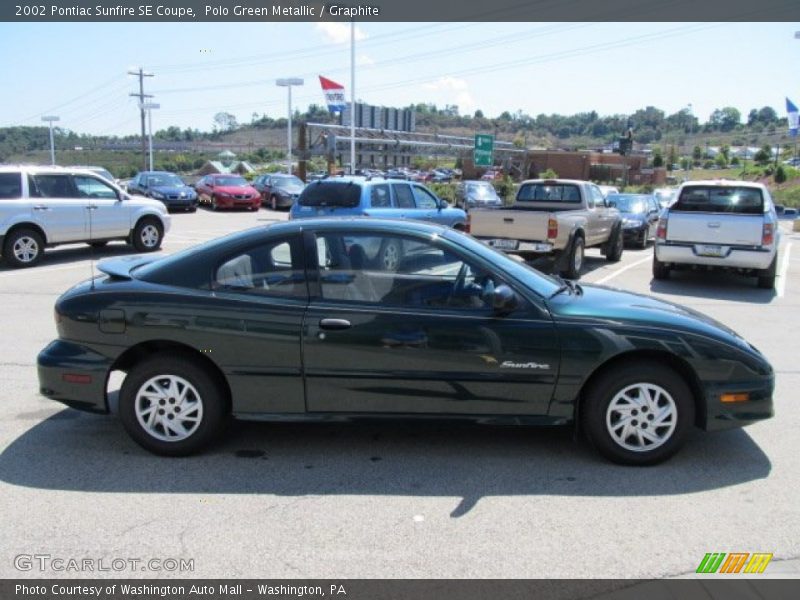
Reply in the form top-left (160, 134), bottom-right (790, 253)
top-left (0, 262), bottom-right (86, 278)
top-left (593, 255), bottom-right (653, 285)
top-left (777, 242), bottom-right (792, 298)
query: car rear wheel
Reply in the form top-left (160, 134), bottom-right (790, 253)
top-left (561, 235), bottom-right (584, 279)
top-left (581, 361), bottom-right (694, 465)
top-left (757, 256), bottom-right (777, 289)
top-left (379, 239), bottom-right (402, 271)
top-left (132, 218), bottom-right (163, 252)
top-left (606, 227), bottom-right (624, 262)
top-left (119, 355), bottom-right (226, 456)
top-left (652, 254), bottom-right (670, 280)
top-left (3, 228), bottom-right (44, 268)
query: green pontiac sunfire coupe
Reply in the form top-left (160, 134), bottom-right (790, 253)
top-left (37, 218), bottom-right (774, 465)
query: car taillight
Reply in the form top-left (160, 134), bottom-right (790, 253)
top-left (465, 212), bottom-right (471, 234)
top-left (657, 216), bottom-right (668, 240)
top-left (762, 221), bottom-right (774, 246)
top-left (547, 217), bottom-right (558, 240)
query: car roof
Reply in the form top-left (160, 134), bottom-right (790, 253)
top-left (679, 179), bottom-right (765, 189)
top-left (519, 178), bottom-right (590, 185)
top-left (0, 164), bottom-right (109, 176)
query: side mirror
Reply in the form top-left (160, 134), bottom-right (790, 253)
top-left (492, 284), bottom-right (518, 314)
top-left (207, 182), bottom-right (214, 188)
top-left (606, 199), bottom-right (615, 208)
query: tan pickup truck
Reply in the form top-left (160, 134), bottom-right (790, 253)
top-left (468, 179), bottom-right (624, 279)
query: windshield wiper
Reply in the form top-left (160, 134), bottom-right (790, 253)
top-left (549, 275), bottom-right (583, 298)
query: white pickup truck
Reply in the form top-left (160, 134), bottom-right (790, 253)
top-left (653, 180), bottom-right (780, 289)
top-left (468, 179), bottom-right (624, 279)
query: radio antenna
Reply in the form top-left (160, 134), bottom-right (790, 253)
top-left (88, 203), bottom-right (96, 291)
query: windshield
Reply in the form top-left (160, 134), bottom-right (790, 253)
top-left (214, 176), bottom-right (248, 186)
top-left (147, 174), bottom-right (184, 187)
top-left (608, 194), bottom-right (649, 213)
top-left (274, 176), bottom-right (304, 189)
top-left (517, 183), bottom-right (581, 203)
top-left (673, 186), bottom-right (764, 214)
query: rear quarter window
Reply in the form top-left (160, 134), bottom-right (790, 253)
top-left (299, 182), bottom-right (361, 208)
top-left (0, 173), bottom-right (22, 199)
top-left (673, 186), bottom-right (764, 214)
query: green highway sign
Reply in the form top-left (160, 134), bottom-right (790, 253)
top-left (474, 134), bottom-right (494, 167)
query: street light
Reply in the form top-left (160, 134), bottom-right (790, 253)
top-left (276, 78), bottom-right (304, 175)
top-left (139, 102), bottom-right (160, 171)
top-left (41, 115), bottom-right (60, 165)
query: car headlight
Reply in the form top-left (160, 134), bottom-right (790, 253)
top-left (151, 191), bottom-right (165, 200)
top-left (622, 218), bottom-right (641, 228)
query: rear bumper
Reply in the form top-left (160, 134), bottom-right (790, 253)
top-left (37, 340), bottom-right (113, 414)
top-left (655, 243), bottom-right (775, 270)
top-left (700, 375), bottom-right (774, 431)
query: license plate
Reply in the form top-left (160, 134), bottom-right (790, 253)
top-left (491, 238), bottom-right (519, 250)
top-left (697, 244), bottom-right (724, 257)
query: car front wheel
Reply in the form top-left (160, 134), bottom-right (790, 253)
top-left (132, 218), bottom-right (163, 252)
top-left (119, 355), bottom-right (226, 456)
top-left (581, 361), bottom-right (694, 465)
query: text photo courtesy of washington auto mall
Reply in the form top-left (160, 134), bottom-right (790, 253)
top-left (0, 1), bottom-right (799, 598)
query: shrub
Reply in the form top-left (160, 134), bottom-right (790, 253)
top-left (538, 168), bottom-right (558, 179)
top-left (775, 165), bottom-right (787, 184)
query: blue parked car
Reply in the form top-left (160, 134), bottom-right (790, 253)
top-left (127, 171), bottom-right (197, 212)
top-left (290, 177), bottom-right (467, 229)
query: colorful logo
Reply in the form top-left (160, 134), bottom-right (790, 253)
top-left (696, 552), bottom-right (773, 574)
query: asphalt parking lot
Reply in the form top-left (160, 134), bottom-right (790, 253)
top-left (1, 207), bottom-right (798, 579)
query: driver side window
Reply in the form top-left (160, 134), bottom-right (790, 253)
top-left (73, 176), bottom-right (118, 199)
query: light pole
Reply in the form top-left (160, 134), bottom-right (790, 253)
top-left (139, 102), bottom-right (159, 171)
top-left (276, 78), bottom-right (304, 175)
top-left (41, 115), bottom-right (60, 165)
top-left (685, 103), bottom-right (693, 182)
top-left (350, 21), bottom-right (356, 175)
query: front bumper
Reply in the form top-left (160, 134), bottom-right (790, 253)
top-left (217, 197), bottom-right (261, 209)
top-left (37, 340), bottom-right (113, 414)
top-left (700, 375), bottom-right (774, 431)
top-left (655, 242), bottom-right (775, 270)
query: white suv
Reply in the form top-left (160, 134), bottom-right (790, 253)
top-left (653, 180), bottom-right (780, 289)
top-left (0, 165), bottom-right (171, 268)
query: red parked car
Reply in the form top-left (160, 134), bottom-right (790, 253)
top-left (194, 174), bottom-right (261, 211)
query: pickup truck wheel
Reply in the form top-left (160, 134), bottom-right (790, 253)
top-left (653, 254), bottom-right (670, 280)
top-left (119, 355), bottom-right (226, 456)
top-left (3, 228), bottom-right (44, 268)
top-left (132, 218), bottom-right (163, 252)
top-left (581, 361), bottom-right (694, 465)
top-left (562, 236), bottom-right (584, 279)
top-left (757, 256), bottom-right (777, 289)
top-left (606, 228), bottom-right (624, 262)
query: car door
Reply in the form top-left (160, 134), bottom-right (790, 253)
top-left (72, 174), bottom-right (130, 239)
top-left (390, 182), bottom-right (416, 219)
top-left (410, 184), bottom-right (442, 223)
top-left (588, 184), bottom-right (615, 245)
top-left (302, 228), bottom-right (559, 416)
top-left (26, 173), bottom-right (86, 243)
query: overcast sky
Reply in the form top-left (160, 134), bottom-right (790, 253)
top-left (2, 21), bottom-right (798, 135)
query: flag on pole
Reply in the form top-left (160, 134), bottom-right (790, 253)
top-left (787, 97), bottom-right (799, 137)
top-left (319, 76), bottom-right (346, 113)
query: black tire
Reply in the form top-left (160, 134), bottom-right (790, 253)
top-left (2, 227), bottom-right (44, 268)
top-left (561, 235), bottom-right (584, 279)
top-left (652, 254), bottom-right (670, 280)
top-left (119, 355), bottom-right (227, 456)
top-left (606, 227), bottom-right (624, 262)
top-left (189, 206), bottom-right (197, 213)
top-left (638, 229), bottom-right (649, 249)
top-left (131, 217), bottom-right (163, 253)
top-left (757, 255), bottom-right (777, 289)
top-left (581, 361), bottom-right (695, 466)
top-left (270, 195), bottom-right (278, 211)
top-left (88, 241), bottom-right (108, 249)
top-left (211, 195), bottom-right (219, 211)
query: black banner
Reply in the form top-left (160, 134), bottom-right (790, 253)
top-left (3, 0), bottom-right (800, 22)
top-left (4, 580), bottom-right (800, 600)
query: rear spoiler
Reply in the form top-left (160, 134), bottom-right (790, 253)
top-left (97, 255), bottom-right (159, 280)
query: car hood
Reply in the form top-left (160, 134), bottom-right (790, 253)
top-left (213, 185), bottom-right (257, 195)
top-left (150, 185), bottom-right (194, 195)
top-left (276, 185), bottom-right (305, 195)
top-left (125, 194), bottom-right (169, 211)
top-left (548, 284), bottom-right (748, 347)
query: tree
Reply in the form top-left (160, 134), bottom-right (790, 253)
top-left (754, 144), bottom-right (772, 166)
top-left (667, 146), bottom-right (678, 170)
top-left (709, 107), bottom-right (741, 132)
top-left (692, 145), bottom-right (703, 163)
top-left (213, 112), bottom-right (238, 132)
top-left (473, 109), bottom-right (484, 119)
top-left (714, 153), bottom-right (728, 169)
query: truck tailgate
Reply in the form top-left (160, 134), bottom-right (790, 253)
top-left (667, 212), bottom-right (763, 246)
top-left (470, 208), bottom-right (550, 241)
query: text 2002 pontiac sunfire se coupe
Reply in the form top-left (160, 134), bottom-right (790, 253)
top-left (37, 219), bottom-right (774, 465)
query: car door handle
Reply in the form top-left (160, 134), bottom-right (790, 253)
top-left (32, 205), bottom-right (50, 211)
top-left (319, 318), bottom-right (351, 331)
top-left (86, 205), bottom-right (99, 211)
